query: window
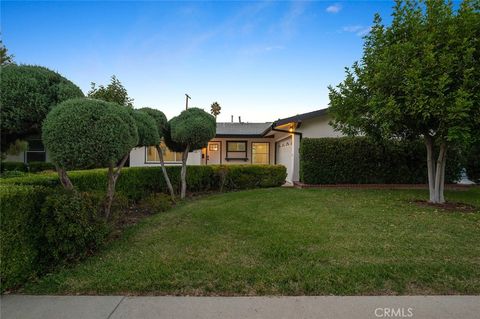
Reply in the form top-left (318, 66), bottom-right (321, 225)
top-left (26, 138), bottom-right (46, 163)
top-left (227, 141), bottom-right (246, 152)
top-left (146, 141), bottom-right (182, 162)
top-left (252, 142), bottom-right (269, 164)
top-left (209, 144), bottom-right (219, 151)
top-left (226, 141), bottom-right (247, 160)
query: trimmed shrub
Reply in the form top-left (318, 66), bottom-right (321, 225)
top-left (0, 161), bottom-right (27, 172)
top-left (1, 165), bottom-right (286, 196)
top-left (28, 161), bottom-right (56, 173)
top-left (0, 171), bottom-right (28, 179)
top-left (0, 64), bottom-right (84, 151)
top-left (300, 137), bottom-right (463, 184)
top-left (139, 193), bottom-right (173, 214)
top-left (0, 185), bottom-right (48, 291)
top-left (0, 166), bottom-right (216, 200)
top-left (212, 165), bottom-right (287, 190)
top-left (42, 98), bottom-right (138, 170)
top-left (37, 190), bottom-right (109, 266)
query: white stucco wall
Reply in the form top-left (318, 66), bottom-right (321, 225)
top-left (129, 147), bottom-right (201, 167)
top-left (296, 115), bottom-right (343, 138)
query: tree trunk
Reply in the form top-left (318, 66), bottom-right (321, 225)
top-left (105, 165), bottom-right (116, 219)
top-left (156, 145), bottom-right (175, 202)
top-left (180, 145), bottom-right (190, 200)
top-left (433, 143), bottom-right (447, 204)
top-left (424, 137), bottom-right (447, 204)
top-left (104, 153), bottom-right (129, 219)
top-left (425, 136), bottom-right (436, 202)
top-left (56, 166), bottom-right (74, 190)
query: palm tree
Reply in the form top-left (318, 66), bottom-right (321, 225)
top-left (210, 102), bottom-right (221, 120)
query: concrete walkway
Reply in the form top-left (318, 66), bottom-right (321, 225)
top-left (1, 295), bottom-right (479, 319)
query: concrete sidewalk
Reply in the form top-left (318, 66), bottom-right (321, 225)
top-left (1, 295), bottom-right (479, 319)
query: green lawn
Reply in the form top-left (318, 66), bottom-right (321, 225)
top-left (23, 187), bottom-right (480, 295)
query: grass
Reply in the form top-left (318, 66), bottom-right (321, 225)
top-left (22, 187), bottom-right (480, 295)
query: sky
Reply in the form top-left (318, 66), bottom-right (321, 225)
top-left (2, 0), bottom-right (395, 122)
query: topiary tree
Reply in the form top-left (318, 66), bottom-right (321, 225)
top-left (42, 98), bottom-right (138, 218)
top-left (1, 65), bottom-right (84, 153)
top-left (169, 108), bottom-right (216, 199)
top-left (139, 107), bottom-right (176, 201)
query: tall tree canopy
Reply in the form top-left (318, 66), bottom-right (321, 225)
top-left (88, 75), bottom-right (134, 107)
top-left (1, 65), bottom-right (84, 153)
top-left (329, 0), bottom-right (479, 203)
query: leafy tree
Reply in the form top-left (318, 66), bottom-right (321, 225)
top-left (42, 98), bottom-right (138, 218)
top-left (328, 0), bottom-right (479, 204)
top-left (169, 108), bottom-right (216, 199)
top-left (0, 39), bottom-right (14, 66)
top-left (1, 65), bottom-right (84, 153)
top-left (88, 75), bottom-right (134, 107)
top-left (210, 102), bottom-right (221, 119)
top-left (139, 107), bottom-right (176, 201)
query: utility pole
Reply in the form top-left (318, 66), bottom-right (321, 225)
top-left (185, 94), bottom-right (191, 110)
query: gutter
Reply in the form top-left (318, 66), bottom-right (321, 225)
top-left (269, 124), bottom-right (303, 140)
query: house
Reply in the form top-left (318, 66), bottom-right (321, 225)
top-left (129, 108), bottom-right (342, 183)
top-left (4, 108), bottom-right (341, 183)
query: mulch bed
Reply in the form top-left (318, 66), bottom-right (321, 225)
top-left (411, 200), bottom-right (478, 213)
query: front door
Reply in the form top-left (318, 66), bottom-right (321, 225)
top-left (207, 142), bottom-right (221, 164)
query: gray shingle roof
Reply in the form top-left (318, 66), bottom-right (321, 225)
top-left (273, 109), bottom-right (328, 127)
top-left (216, 122), bottom-right (272, 136)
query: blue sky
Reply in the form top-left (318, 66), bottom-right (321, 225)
top-left (2, 1), bottom-right (394, 122)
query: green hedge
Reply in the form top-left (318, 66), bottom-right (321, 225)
top-left (0, 185), bottom-right (48, 290)
top-left (37, 191), bottom-right (109, 267)
top-left (300, 137), bottom-right (463, 184)
top-left (28, 161), bottom-right (56, 173)
top-left (0, 161), bottom-right (55, 173)
top-left (0, 161), bottom-right (28, 172)
top-left (1, 165), bottom-right (286, 199)
top-left (212, 165), bottom-right (287, 190)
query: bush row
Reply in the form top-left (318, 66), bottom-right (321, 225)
top-left (1, 161), bottom-right (56, 173)
top-left (0, 185), bottom-right (49, 290)
top-left (0, 165), bottom-right (286, 291)
top-left (0, 187), bottom-right (113, 292)
top-left (1, 165), bottom-right (287, 200)
top-left (300, 137), bottom-right (463, 184)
